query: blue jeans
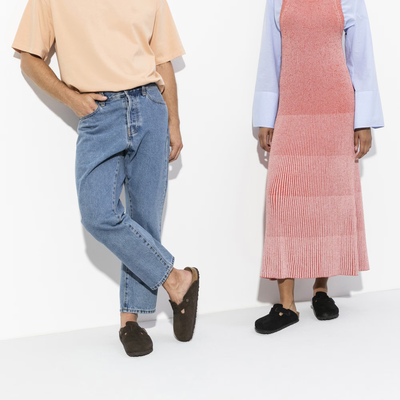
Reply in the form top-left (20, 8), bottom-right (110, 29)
top-left (75, 83), bottom-right (174, 314)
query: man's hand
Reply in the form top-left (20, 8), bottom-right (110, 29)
top-left (68, 92), bottom-right (108, 119)
top-left (259, 127), bottom-right (274, 152)
top-left (19, 52), bottom-right (109, 120)
top-left (354, 128), bottom-right (372, 161)
top-left (169, 123), bottom-right (183, 162)
top-left (156, 61), bottom-right (182, 163)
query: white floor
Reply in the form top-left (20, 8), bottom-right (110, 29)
top-left (1, 290), bottom-right (399, 400)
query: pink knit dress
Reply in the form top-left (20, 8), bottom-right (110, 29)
top-left (262, 0), bottom-right (369, 279)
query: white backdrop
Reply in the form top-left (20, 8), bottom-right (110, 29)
top-left (2, 0), bottom-right (399, 340)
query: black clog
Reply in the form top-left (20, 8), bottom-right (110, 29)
top-left (255, 304), bottom-right (299, 334)
top-left (312, 292), bottom-right (339, 320)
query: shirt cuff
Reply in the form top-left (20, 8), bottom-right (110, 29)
top-left (253, 92), bottom-right (279, 128)
top-left (354, 91), bottom-right (385, 130)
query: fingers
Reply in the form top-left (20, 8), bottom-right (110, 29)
top-left (259, 128), bottom-right (273, 152)
top-left (91, 93), bottom-right (108, 101)
top-left (259, 134), bottom-right (267, 152)
top-left (354, 131), bottom-right (360, 159)
top-left (355, 130), bottom-right (372, 160)
top-left (258, 129), bottom-right (266, 151)
top-left (169, 143), bottom-right (183, 163)
top-left (78, 93), bottom-right (107, 117)
top-left (356, 140), bottom-right (372, 160)
top-left (354, 131), bottom-right (359, 150)
top-left (266, 131), bottom-right (274, 152)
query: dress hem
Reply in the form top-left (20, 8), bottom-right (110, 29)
top-left (261, 268), bottom-right (370, 281)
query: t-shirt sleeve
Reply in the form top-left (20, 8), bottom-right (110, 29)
top-left (150, 0), bottom-right (185, 65)
top-left (11, 0), bottom-right (55, 61)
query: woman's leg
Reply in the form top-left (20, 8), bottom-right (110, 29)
top-left (312, 277), bottom-right (339, 320)
top-left (313, 277), bottom-right (329, 296)
top-left (278, 278), bottom-right (298, 313)
top-left (255, 278), bottom-right (300, 334)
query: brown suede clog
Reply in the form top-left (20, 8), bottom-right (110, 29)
top-left (169, 267), bottom-right (200, 342)
top-left (119, 321), bottom-right (153, 357)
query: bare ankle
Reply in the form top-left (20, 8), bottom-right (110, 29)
top-left (313, 286), bottom-right (328, 296)
top-left (313, 278), bottom-right (329, 296)
top-left (281, 300), bottom-right (297, 312)
top-left (120, 312), bottom-right (138, 328)
top-left (163, 268), bottom-right (192, 305)
top-left (163, 268), bottom-right (180, 292)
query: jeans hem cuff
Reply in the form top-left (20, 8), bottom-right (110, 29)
top-left (120, 309), bottom-right (156, 314)
top-left (150, 256), bottom-right (175, 291)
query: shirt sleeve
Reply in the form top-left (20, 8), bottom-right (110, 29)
top-left (11, 0), bottom-right (55, 61)
top-left (343, 0), bottom-right (384, 129)
top-left (150, 0), bottom-right (186, 65)
top-left (253, 0), bottom-right (282, 129)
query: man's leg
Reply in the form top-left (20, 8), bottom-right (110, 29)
top-left (119, 87), bottom-right (199, 341)
top-left (76, 95), bottom-right (174, 296)
top-left (76, 89), bottom-right (197, 352)
top-left (119, 149), bottom-right (167, 325)
top-left (119, 86), bottom-right (171, 326)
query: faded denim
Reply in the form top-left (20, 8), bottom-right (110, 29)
top-left (75, 83), bottom-right (173, 314)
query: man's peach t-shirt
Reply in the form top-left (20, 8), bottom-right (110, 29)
top-left (12, 0), bottom-right (185, 93)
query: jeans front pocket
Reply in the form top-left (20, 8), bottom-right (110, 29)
top-left (79, 102), bottom-right (101, 121)
top-left (146, 87), bottom-right (166, 106)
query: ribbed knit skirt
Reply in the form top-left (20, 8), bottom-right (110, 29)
top-left (262, 0), bottom-right (370, 279)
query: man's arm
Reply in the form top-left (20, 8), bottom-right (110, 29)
top-left (156, 61), bottom-right (183, 162)
top-left (19, 52), bottom-right (107, 118)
